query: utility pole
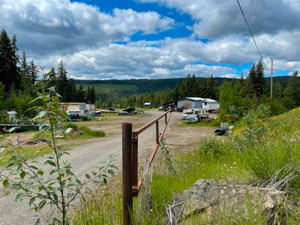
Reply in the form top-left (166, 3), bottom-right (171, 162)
top-left (270, 57), bottom-right (273, 98)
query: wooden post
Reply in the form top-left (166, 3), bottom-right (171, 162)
top-left (122, 123), bottom-right (133, 225)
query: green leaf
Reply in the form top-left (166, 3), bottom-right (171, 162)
top-left (85, 174), bottom-right (90, 179)
top-left (15, 193), bottom-right (24, 204)
top-left (76, 179), bottom-right (82, 185)
top-left (8, 127), bottom-right (16, 133)
top-left (0, 147), bottom-right (5, 153)
top-left (20, 171), bottom-right (26, 179)
top-left (34, 218), bottom-right (41, 225)
top-left (46, 160), bottom-right (56, 167)
top-left (37, 170), bottom-right (44, 176)
top-left (3, 179), bottom-right (9, 187)
top-left (39, 200), bottom-right (46, 209)
top-left (29, 197), bottom-right (36, 207)
top-left (108, 169), bottom-right (115, 176)
top-left (38, 121), bottom-right (47, 131)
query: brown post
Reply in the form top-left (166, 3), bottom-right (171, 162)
top-left (122, 123), bottom-right (133, 225)
top-left (156, 121), bottom-right (159, 144)
top-left (165, 114), bottom-right (167, 124)
top-left (132, 134), bottom-right (138, 194)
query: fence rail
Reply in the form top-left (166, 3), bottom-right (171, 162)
top-left (122, 110), bottom-right (172, 225)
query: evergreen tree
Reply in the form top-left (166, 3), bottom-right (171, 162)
top-left (284, 71), bottom-right (300, 105)
top-left (56, 60), bottom-right (68, 101)
top-left (244, 64), bottom-right (256, 97)
top-left (19, 51), bottom-right (32, 93)
top-left (28, 60), bottom-right (37, 85)
top-left (202, 75), bottom-right (218, 99)
top-left (0, 29), bottom-right (19, 91)
top-left (77, 83), bottom-right (86, 102)
top-left (86, 86), bottom-right (91, 103)
top-left (254, 60), bottom-right (266, 98)
top-left (66, 79), bottom-right (77, 102)
top-left (90, 86), bottom-right (96, 104)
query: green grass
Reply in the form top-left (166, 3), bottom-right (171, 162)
top-left (72, 107), bottom-right (300, 224)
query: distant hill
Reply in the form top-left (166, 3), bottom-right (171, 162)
top-left (74, 76), bottom-right (291, 95)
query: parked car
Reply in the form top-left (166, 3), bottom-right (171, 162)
top-left (158, 106), bottom-right (165, 111)
top-left (67, 110), bottom-right (89, 121)
top-left (186, 115), bottom-right (199, 123)
top-left (182, 108), bottom-right (209, 120)
top-left (119, 111), bottom-right (130, 116)
top-left (109, 107), bottom-right (115, 111)
top-left (176, 107), bottom-right (185, 112)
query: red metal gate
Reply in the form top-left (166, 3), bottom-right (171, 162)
top-left (122, 110), bottom-right (172, 225)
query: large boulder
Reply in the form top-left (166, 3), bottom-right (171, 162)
top-left (167, 179), bottom-right (284, 224)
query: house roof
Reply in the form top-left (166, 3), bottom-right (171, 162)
top-left (7, 111), bottom-right (17, 115)
top-left (144, 102), bottom-right (151, 105)
top-left (181, 97), bottom-right (218, 103)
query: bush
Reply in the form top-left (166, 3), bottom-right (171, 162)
top-left (78, 126), bottom-right (105, 137)
top-left (198, 137), bottom-right (224, 157)
top-left (64, 122), bottom-right (78, 129)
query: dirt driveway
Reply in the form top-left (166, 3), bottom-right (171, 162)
top-left (0, 110), bottom-right (216, 225)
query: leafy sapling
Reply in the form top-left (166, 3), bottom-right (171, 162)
top-left (0, 69), bottom-right (116, 225)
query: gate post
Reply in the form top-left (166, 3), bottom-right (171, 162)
top-left (122, 123), bottom-right (133, 225)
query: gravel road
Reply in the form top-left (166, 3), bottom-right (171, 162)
top-left (0, 110), bottom-right (215, 225)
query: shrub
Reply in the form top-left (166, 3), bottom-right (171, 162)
top-left (78, 126), bottom-right (105, 137)
top-left (64, 122), bottom-right (78, 129)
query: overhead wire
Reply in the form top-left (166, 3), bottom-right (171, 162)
top-left (251, 0), bottom-right (269, 73)
top-left (236, 0), bottom-right (268, 70)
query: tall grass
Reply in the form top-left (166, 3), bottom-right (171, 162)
top-left (72, 106), bottom-right (300, 224)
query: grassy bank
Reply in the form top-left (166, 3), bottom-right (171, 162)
top-left (73, 106), bottom-right (300, 224)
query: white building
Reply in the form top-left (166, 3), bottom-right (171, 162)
top-left (177, 97), bottom-right (219, 111)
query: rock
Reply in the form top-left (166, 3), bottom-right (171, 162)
top-left (168, 179), bottom-right (284, 224)
top-left (66, 127), bottom-right (79, 134)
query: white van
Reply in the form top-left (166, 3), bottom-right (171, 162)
top-left (182, 108), bottom-right (209, 120)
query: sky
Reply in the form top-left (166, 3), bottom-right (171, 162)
top-left (0, 0), bottom-right (300, 80)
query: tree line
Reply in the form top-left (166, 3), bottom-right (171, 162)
top-left (126, 60), bottom-right (300, 117)
top-left (0, 29), bottom-right (96, 123)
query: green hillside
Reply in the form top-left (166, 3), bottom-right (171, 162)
top-left (74, 76), bottom-right (290, 96)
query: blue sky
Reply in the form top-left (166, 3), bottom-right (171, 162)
top-left (1, 0), bottom-right (299, 79)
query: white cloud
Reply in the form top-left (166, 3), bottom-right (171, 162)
top-left (137, 0), bottom-right (300, 39)
top-left (0, 0), bottom-right (174, 54)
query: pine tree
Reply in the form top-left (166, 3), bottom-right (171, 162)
top-left (66, 79), bottom-right (77, 102)
top-left (86, 86), bottom-right (91, 103)
top-left (77, 83), bottom-right (86, 102)
top-left (0, 29), bottom-right (18, 91)
top-left (56, 60), bottom-right (68, 101)
top-left (19, 51), bottom-right (32, 92)
top-left (284, 71), bottom-right (300, 105)
top-left (203, 75), bottom-right (218, 99)
top-left (254, 60), bottom-right (266, 98)
top-left (90, 87), bottom-right (96, 104)
top-left (28, 60), bottom-right (37, 85)
top-left (245, 64), bottom-right (256, 97)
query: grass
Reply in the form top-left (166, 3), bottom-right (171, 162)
top-left (32, 123), bottom-right (105, 140)
top-left (73, 106), bottom-right (300, 224)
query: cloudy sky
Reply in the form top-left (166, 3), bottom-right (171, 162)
top-left (0, 0), bottom-right (299, 79)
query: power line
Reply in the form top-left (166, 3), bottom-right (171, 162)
top-left (236, 0), bottom-right (268, 70)
top-left (251, 0), bottom-right (269, 61)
